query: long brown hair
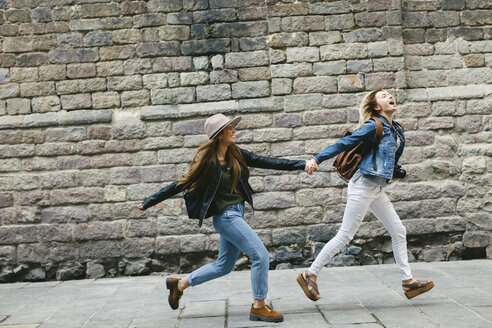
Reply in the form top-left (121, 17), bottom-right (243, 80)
top-left (355, 88), bottom-right (383, 129)
top-left (177, 133), bottom-right (249, 192)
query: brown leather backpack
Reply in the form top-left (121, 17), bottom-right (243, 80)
top-left (333, 117), bottom-right (383, 182)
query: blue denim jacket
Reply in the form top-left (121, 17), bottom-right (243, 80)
top-left (314, 116), bottom-right (405, 180)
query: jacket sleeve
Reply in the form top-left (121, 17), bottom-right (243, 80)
top-left (240, 148), bottom-right (305, 171)
top-left (314, 120), bottom-right (377, 164)
top-left (141, 181), bottom-right (183, 210)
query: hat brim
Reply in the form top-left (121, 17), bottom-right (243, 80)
top-left (210, 116), bottom-right (242, 139)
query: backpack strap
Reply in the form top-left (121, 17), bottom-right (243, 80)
top-left (372, 117), bottom-right (383, 142)
top-left (394, 120), bottom-right (404, 132)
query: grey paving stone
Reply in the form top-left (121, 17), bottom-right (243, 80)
top-left (279, 312), bottom-right (329, 327)
top-left (178, 316), bottom-right (225, 328)
top-left (180, 300), bottom-right (226, 318)
top-left (318, 303), bottom-right (376, 324)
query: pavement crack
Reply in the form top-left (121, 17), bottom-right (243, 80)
top-left (315, 304), bottom-right (331, 325)
top-left (370, 312), bottom-right (386, 327)
top-left (224, 298), bottom-right (229, 328)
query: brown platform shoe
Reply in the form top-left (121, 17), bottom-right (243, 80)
top-left (249, 304), bottom-right (284, 323)
top-left (166, 278), bottom-right (183, 310)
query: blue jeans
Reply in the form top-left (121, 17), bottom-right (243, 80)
top-left (186, 203), bottom-right (269, 299)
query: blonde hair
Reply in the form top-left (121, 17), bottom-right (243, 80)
top-left (177, 133), bottom-right (249, 192)
top-left (355, 88), bottom-right (383, 129)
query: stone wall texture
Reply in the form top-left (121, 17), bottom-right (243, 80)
top-left (0, 0), bottom-right (491, 282)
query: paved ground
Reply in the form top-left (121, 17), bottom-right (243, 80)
top-left (0, 260), bottom-right (491, 328)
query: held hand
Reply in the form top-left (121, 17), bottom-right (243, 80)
top-left (305, 159), bottom-right (318, 175)
top-left (138, 204), bottom-right (145, 211)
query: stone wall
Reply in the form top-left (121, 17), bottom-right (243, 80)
top-left (0, 0), bottom-right (491, 282)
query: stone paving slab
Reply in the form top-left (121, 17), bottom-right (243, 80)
top-left (0, 260), bottom-right (491, 328)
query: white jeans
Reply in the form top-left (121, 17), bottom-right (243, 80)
top-left (309, 175), bottom-right (412, 280)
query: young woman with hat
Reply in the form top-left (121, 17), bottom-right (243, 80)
top-left (138, 113), bottom-right (305, 322)
top-left (297, 89), bottom-right (434, 302)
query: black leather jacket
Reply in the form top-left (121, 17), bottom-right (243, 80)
top-left (141, 147), bottom-right (305, 226)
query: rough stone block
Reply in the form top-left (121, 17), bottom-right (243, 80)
top-left (61, 94), bottom-right (92, 110)
top-left (79, 3), bottom-right (119, 18)
top-left (99, 45), bottom-right (135, 60)
top-left (232, 81), bottom-right (269, 99)
top-left (58, 109), bottom-right (112, 125)
top-left (95, 61), bottom-right (123, 76)
top-left (48, 48), bottom-right (98, 64)
top-left (6, 98), bottom-right (31, 115)
top-left (304, 110), bottom-right (346, 125)
top-left (92, 92), bottom-right (120, 109)
top-left (88, 125), bottom-right (112, 140)
top-left (274, 113), bottom-right (301, 128)
top-left (121, 1), bottom-right (147, 15)
top-left (167, 12), bottom-right (193, 25)
top-left (239, 37), bottom-right (268, 51)
top-left (56, 156), bottom-right (91, 170)
top-left (153, 56), bottom-right (193, 72)
top-left (346, 60), bottom-right (372, 73)
top-left (155, 236), bottom-right (180, 255)
top-left (10, 67), bottom-right (38, 82)
top-left (210, 70), bottom-right (238, 84)
top-left (74, 221), bottom-right (123, 241)
top-left (268, 32), bottom-right (309, 48)
top-left (57, 33), bottom-right (83, 48)
top-left (39, 65), bottom-right (66, 81)
top-left (313, 61), bottom-right (346, 76)
top-left (271, 63), bottom-right (312, 78)
top-left (107, 75), bottom-right (142, 91)
top-left (282, 16), bottom-right (324, 32)
top-left (16, 53), bottom-right (48, 67)
top-left (45, 127), bottom-right (86, 142)
top-left (373, 57), bottom-right (405, 71)
top-left (80, 240), bottom-right (120, 259)
top-left (324, 13), bottom-right (354, 30)
top-left (294, 76), bottom-right (337, 94)
top-left (286, 47), bottom-right (319, 63)
top-left (84, 31), bottom-right (112, 46)
top-left (121, 90), bottom-right (150, 107)
top-left (272, 78), bottom-right (292, 95)
top-left (442, 0), bottom-right (466, 10)
top-left (463, 54), bottom-right (485, 67)
top-left (136, 41), bottom-right (181, 57)
top-left (355, 12), bottom-right (386, 27)
top-left (159, 25), bottom-right (190, 40)
top-left (20, 82), bottom-right (56, 98)
top-left (284, 94), bottom-right (322, 112)
top-left (0, 193), bottom-right (14, 208)
top-left (56, 78), bottom-right (106, 94)
top-left (152, 87), bottom-right (195, 104)
top-left (41, 206), bottom-right (88, 224)
top-left (180, 72), bottom-right (209, 86)
top-left (181, 39), bottom-right (231, 55)
top-left (365, 72), bottom-right (395, 89)
top-left (196, 84), bottom-right (231, 101)
top-left (321, 43), bottom-right (367, 61)
top-left (224, 50), bottom-right (269, 69)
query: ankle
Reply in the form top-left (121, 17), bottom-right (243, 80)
top-left (177, 278), bottom-right (188, 292)
top-left (305, 270), bottom-right (317, 282)
top-left (253, 300), bottom-right (265, 309)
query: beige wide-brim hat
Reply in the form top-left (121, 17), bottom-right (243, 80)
top-left (204, 113), bottom-right (241, 140)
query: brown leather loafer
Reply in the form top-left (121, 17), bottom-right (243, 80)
top-left (249, 304), bottom-right (284, 322)
top-left (166, 277), bottom-right (183, 310)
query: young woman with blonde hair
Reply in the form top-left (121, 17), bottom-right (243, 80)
top-left (298, 89), bottom-right (434, 301)
top-left (138, 113), bottom-right (305, 322)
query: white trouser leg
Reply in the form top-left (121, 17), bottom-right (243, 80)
top-left (309, 178), bottom-right (379, 275)
top-left (369, 190), bottom-right (413, 280)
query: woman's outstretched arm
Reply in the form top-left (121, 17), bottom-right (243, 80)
top-left (138, 181), bottom-right (183, 211)
top-left (239, 148), bottom-right (305, 171)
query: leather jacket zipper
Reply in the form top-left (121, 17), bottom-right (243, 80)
top-left (201, 172), bottom-right (222, 223)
